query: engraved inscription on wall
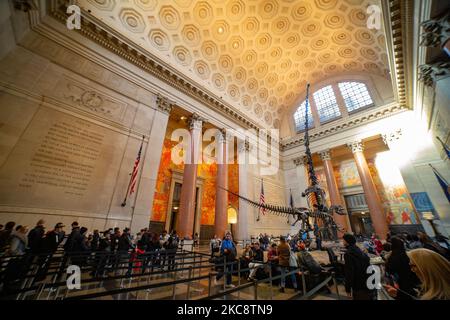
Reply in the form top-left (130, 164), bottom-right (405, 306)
top-left (19, 120), bottom-right (104, 197)
top-left (0, 106), bottom-right (125, 214)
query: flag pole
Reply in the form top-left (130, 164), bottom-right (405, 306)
top-left (121, 135), bottom-right (145, 207)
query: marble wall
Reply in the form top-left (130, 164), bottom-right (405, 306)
top-left (0, 30), bottom-right (168, 233)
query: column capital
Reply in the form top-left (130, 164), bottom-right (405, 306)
top-left (420, 13), bottom-right (450, 48)
top-left (156, 94), bottom-right (175, 115)
top-left (12, 0), bottom-right (37, 12)
top-left (347, 141), bottom-right (364, 153)
top-left (238, 139), bottom-right (250, 153)
top-left (319, 149), bottom-right (331, 161)
top-left (382, 128), bottom-right (403, 147)
top-left (293, 156), bottom-right (307, 167)
top-left (188, 113), bottom-right (206, 130)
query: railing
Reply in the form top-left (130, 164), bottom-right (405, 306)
top-left (0, 248), bottom-right (211, 300)
top-left (1, 248), bottom-right (341, 301)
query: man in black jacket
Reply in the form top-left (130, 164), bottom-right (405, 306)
top-left (247, 242), bottom-right (265, 281)
top-left (28, 219), bottom-right (46, 254)
top-left (34, 223), bottom-right (65, 282)
top-left (343, 233), bottom-right (375, 300)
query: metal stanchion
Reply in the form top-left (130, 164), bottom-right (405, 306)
top-left (172, 267), bottom-right (177, 300)
top-left (269, 266), bottom-right (273, 300)
top-left (208, 272), bottom-right (212, 297)
top-left (186, 266), bottom-right (193, 299)
top-left (223, 256), bottom-right (227, 292)
top-left (237, 261), bottom-right (241, 300)
top-left (253, 281), bottom-right (258, 300)
top-left (333, 273), bottom-right (340, 299)
top-left (301, 269), bottom-right (307, 297)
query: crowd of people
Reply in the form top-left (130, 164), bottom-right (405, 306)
top-left (210, 230), bottom-right (328, 292)
top-left (209, 229), bottom-right (450, 300)
top-left (342, 231), bottom-right (450, 300)
top-left (0, 220), bottom-right (185, 293)
top-left (1, 219), bottom-right (450, 300)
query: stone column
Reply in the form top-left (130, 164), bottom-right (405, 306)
top-left (236, 140), bottom-right (250, 241)
top-left (214, 129), bottom-right (228, 239)
top-left (130, 95), bottom-right (172, 233)
top-left (347, 141), bottom-right (388, 240)
top-left (318, 149), bottom-right (351, 236)
top-left (178, 113), bottom-right (204, 239)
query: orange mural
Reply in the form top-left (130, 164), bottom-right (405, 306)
top-left (151, 139), bottom-right (183, 222)
top-left (367, 160), bottom-right (419, 225)
top-left (334, 161), bottom-right (362, 188)
top-left (151, 138), bottom-right (239, 226)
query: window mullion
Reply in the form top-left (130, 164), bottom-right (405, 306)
top-left (308, 97), bottom-right (321, 128)
top-left (333, 84), bottom-right (349, 117)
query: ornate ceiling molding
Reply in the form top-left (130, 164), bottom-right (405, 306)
top-left (52, 0), bottom-right (391, 130)
top-left (382, 0), bottom-right (415, 109)
top-left (46, 1), bottom-right (261, 132)
top-left (281, 103), bottom-right (406, 151)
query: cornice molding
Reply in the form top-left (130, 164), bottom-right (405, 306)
top-left (281, 103), bottom-right (406, 151)
top-left (45, 1), bottom-right (262, 133)
top-left (381, 0), bottom-right (414, 109)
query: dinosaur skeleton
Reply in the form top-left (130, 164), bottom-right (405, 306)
top-left (224, 83), bottom-right (347, 240)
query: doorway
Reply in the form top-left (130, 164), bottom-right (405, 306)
top-left (165, 170), bottom-right (204, 236)
top-left (344, 193), bottom-right (374, 238)
top-left (168, 182), bottom-right (182, 232)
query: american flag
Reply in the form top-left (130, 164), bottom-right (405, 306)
top-left (129, 140), bottom-right (143, 196)
top-left (259, 179), bottom-right (266, 216)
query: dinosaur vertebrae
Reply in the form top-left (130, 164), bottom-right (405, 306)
top-left (223, 187), bottom-right (345, 225)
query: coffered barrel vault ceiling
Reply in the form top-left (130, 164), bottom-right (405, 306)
top-left (79, 0), bottom-right (390, 129)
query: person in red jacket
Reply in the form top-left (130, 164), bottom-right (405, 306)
top-left (371, 234), bottom-right (383, 255)
top-left (127, 240), bottom-right (145, 276)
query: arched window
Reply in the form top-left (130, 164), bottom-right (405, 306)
top-left (313, 85), bottom-right (341, 123)
top-left (338, 82), bottom-right (373, 112)
top-left (293, 100), bottom-right (314, 132)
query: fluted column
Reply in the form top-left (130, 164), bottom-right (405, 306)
top-left (214, 129), bottom-right (228, 239)
top-left (347, 141), bottom-right (388, 240)
top-left (319, 149), bottom-right (350, 237)
top-left (178, 114), bottom-right (204, 239)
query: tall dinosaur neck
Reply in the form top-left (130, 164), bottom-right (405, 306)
top-left (304, 83), bottom-right (322, 207)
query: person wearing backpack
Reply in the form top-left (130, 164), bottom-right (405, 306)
top-left (343, 233), bottom-right (375, 300)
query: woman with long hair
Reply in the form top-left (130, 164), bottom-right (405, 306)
top-left (385, 237), bottom-right (420, 299)
top-left (408, 248), bottom-right (450, 300)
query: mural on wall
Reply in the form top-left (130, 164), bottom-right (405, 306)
top-left (334, 161), bottom-right (362, 188)
top-left (151, 139), bottom-right (182, 222)
top-left (367, 158), bottom-right (419, 225)
top-left (151, 138), bottom-right (238, 226)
